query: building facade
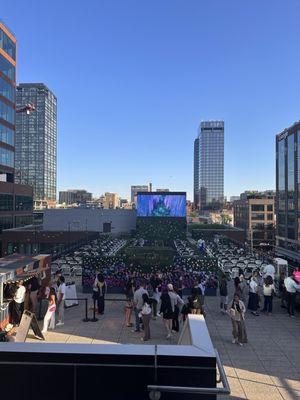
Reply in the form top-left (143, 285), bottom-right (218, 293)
top-left (15, 83), bottom-right (57, 203)
top-left (193, 137), bottom-right (199, 207)
top-left (276, 121), bottom-right (300, 262)
top-left (103, 192), bottom-right (119, 209)
top-left (59, 189), bottom-right (92, 206)
top-left (0, 22), bottom-right (33, 235)
top-left (194, 121), bottom-right (224, 210)
top-left (131, 185), bottom-right (149, 204)
top-left (234, 191), bottom-right (275, 249)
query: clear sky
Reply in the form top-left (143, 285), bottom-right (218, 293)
top-left (2, 1), bottom-right (300, 200)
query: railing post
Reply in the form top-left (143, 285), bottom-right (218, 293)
top-left (82, 298), bottom-right (90, 322)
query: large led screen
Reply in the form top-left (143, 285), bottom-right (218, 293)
top-left (137, 193), bottom-right (186, 217)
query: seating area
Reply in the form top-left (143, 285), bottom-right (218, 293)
top-left (204, 238), bottom-right (270, 280)
top-left (174, 239), bottom-right (195, 257)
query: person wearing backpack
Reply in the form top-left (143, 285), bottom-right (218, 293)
top-left (140, 293), bottom-right (152, 341)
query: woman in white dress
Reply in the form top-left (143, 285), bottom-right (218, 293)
top-left (42, 287), bottom-right (56, 333)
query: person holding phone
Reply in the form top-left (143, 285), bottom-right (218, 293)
top-left (228, 293), bottom-right (247, 346)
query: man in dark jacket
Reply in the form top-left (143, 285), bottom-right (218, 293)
top-left (219, 275), bottom-right (228, 314)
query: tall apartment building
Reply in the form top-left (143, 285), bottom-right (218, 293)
top-left (194, 121), bottom-right (224, 210)
top-left (0, 22), bottom-right (33, 233)
top-left (131, 185), bottom-right (149, 203)
top-left (234, 191), bottom-right (275, 249)
top-left (59, 189), bottom-right (92, 206)
top-left (276, 121), bottom-right (300, 262)
top-left (15, 83), bottom-right (57, 204)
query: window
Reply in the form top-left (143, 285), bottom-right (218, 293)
top-left (0, 54), bottom-right (15, 81)
top-left (0, 216), bottom-right (13, 231)
top-left (0, 124), bottom-right (14, 145)
top-left (0, 30), bottom-right (16, 60)
top-left (15, 215), bottom-right (33, 227)
top-left (251, 204), bottom-right (264, 212)
top-left (15, 195), bottom-right (33, 211)
top-left (251, 213), bottom-right (265, 220)
top-left (0, 193), bottom-right (13, 210)
top-left (267, 205), bottom-right (273, 212)
top-left (0, 100), bottom-right (14, 124)
top-left (0, 76), bottom-right (14, 102)
top-left (0, 147), bottom-right (14, 167)
top-left (267, 214), bottom-right (273, 221)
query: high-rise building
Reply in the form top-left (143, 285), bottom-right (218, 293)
top-left (193, 137), bottom-right (200, 207)
top-left (234, 191), bottom-right (275, 249)
top-left (0, 22), bottom-right (33, 234)
top-left (59, 189), bottom-right (92, 206)
top-left (276, 121), bottom-right (300, 262)
top-left (194, 121), bottom-right (224, 210)
top-left (15, 83), bottom-right (57, 204)
top-left (131, 185), bottom-right (149, 203)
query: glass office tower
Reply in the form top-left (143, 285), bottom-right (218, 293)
top-left (194, 121), bottom-right (224, 210)
top-left (15, 83), bottom-right (57, 202)
top-left (276, 121), bottom-right (300, 262)
top-left (0, 22), bottom-right (16, 183)
top-left (0, 22), bottom-right (33, 234)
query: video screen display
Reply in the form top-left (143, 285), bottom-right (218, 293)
top-left (137, 193), bottom-right (186, 217)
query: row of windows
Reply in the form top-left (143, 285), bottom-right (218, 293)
top-left (0, 54), bottom-right (15, 81)
top-left (0, 194), bottom-right (33, 211)
top-left (0, 147), bottom-right (14, 167)
top-left (251, 204), bottom-right (273, 211)
top-left (0, 29), bottom-right (16, 60)
top-left (0, 215), bottom-right (33, 232)
top-left (0, 123), bottom-right (14, 145)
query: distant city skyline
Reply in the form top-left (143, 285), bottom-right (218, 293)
top-left (2, 1), bottom-right (300, 201)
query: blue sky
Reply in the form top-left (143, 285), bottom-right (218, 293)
top-left (2, 1), bottom-right (300, 200)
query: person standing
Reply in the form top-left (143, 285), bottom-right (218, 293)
top-left (219, 275), bottom-right (228, 314)
top-left (262, 276), bottom-right (275, 315)
top-left (12, 280), bottom-right (26, 325)
top-left (140, 293), bottom-right (152, 341)
top-left (57, 276), bottom-right (66, 326)
top-left (29, 276), bottom-right (40, 314)
top-left (171, 287), bottom-right (184, 333)
top-left (248, 272), bottom-right (259, 316)
top-left (160, 290), bottom-right (174, 339)
top-left (284, 271), bottom-right (300, 318)
top-left (228, 293), bottom-right (247, 346)
top-left (188, 287), bottom-right (203, 315)
top-left (42, 288), bottom-right (56, 333)
top-left (96, 274), bottom-right (107, 315)
top-left (278, 272), bottom-right (287, 308)
top-left (262, 264), bottom-right (275, 281)
top-left (238, 275), bottom-right (248, 304)
top-left (133, 281), bottom-right (148, 332)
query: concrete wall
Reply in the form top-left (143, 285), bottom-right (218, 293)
top-left (43, 209), bottom-right (137, 233)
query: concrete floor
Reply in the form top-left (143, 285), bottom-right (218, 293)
top-left (27, 286), bottom-right (300, 400)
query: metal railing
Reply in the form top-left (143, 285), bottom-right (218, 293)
top-left (148, 349), bottom-right (230, 398)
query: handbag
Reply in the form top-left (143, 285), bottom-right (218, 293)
top-left (229, 308), bottom-right (236, 318)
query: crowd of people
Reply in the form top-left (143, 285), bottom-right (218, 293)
top-left (218, 265), bottom-right (300, 347)
top-left (92, 271), bottom-right (207, 341)
top-left (6, 272), bottom-right (67, 335)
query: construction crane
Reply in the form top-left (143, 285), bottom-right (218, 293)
top-left (16, 103), bottom-right (36, 114)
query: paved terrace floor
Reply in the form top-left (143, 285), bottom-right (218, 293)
top-left (27, 286), bottom-right (300, 400)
